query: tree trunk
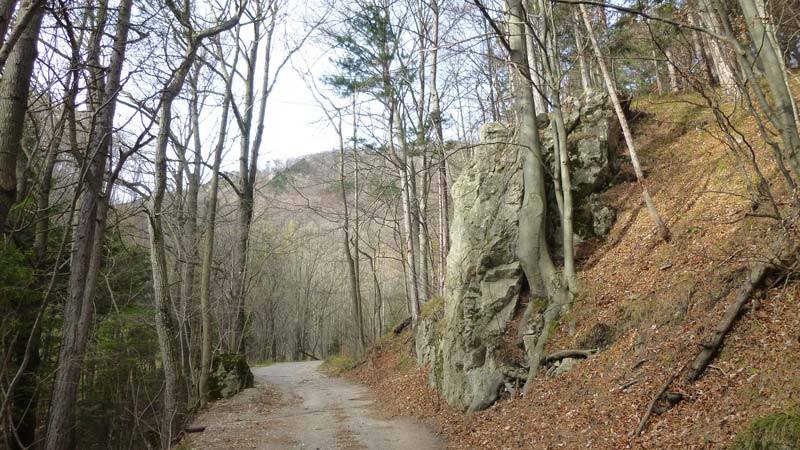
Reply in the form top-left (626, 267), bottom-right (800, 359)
top-left (579, 4), bottom-right (671, 242)
top-left (651, 49), bottom-right (663, 94)
top-left (738, 0), bottom-right (800, 179)
top-left (45, 1), bottom-right (132, 448)
top-left (429, 0), bottom-right (448, 297)
top-left (198, 89), bottom-right (231, 406)
top-left (688, 11), bottom-right (716, 84)
top-left (572, 5), bottom-right (593, 95)
top-left (538, 0), bottom-right (577, 291)
top-left (338, 115), bottom-right (366, 353)
top-left (393, 105), bottom-right (421, 323)
top-left (0, 0), bottom-right (41, 231)
top-left (665, 48), bottom-right (680, 92)
top-left (505, 0), bottom-right (570, 396)
top-left (179, 66), bottom-right (202, 403)
top-left (698, 0), bottom-right (737, 93)
top-left (147, 36), bottom-right (210, 447)
top-left (0, 0), bottom-right (18, 48)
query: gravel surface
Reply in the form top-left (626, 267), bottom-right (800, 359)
top-left (186, 361), bottom-right (442, 450)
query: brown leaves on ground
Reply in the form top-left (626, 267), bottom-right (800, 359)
top-left (347, 91), bottom-right (800, 450)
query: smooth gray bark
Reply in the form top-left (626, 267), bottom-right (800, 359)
top-left (579, 4), bottom-right (671, 242)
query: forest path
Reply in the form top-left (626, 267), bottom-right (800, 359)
top-left (186, 361), bottom-right (442, 450)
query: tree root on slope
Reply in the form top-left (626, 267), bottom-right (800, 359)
top-left (682, 262), bottom-right (769, 385)
top-left (635, 231), bottom-right (797, 436)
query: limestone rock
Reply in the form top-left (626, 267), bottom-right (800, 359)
top-left (590, 196), bottom-right (617, 237)
top-left (414, 95), bottom-right (623, 413)
top-left (438, 122), bottom-right (524, 412)
top-left (543, 92), bottom-right (621, 238)
top-left (547, 357), bottom-right (581, 378)
top-left (208, 353), bottom-right (255, 401)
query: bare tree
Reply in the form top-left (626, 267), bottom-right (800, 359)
top-left (45, 1), bottom-right (134, 448)
top-left (578, 3), bottom-right (671, 242)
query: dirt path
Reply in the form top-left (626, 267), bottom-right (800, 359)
top-left (186, 361), bottom-right (442, 450)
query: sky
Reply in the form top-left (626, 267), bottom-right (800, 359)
top-left (253, 36), bottom-right (343, 166)
top-left (220, 1), bottom-right (342, 172)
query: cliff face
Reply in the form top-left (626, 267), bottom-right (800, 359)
top-left (417, 93), bottom-right (621, 411)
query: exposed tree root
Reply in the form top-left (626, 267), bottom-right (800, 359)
top-left (634, 230), bottom-right (797, 436)
top-left (682, 262), bottom-right (769, 385)
top-left (634, 368), bottom-right (682, 436)
top-left (541, 348), bottom-right (597, 365)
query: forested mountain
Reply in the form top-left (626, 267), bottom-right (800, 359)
top-left (1, 0), bottom-right (799, 449)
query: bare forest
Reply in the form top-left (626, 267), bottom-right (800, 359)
top-left (1, 0), bottom-right (800, 448)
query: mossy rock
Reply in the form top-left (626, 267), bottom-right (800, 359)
top-left (420, 296), bottom-right (445, 320)
top-left (208, 353), bottom-right (254, 401)
top-left (730, 407), bottom-right (800, 450)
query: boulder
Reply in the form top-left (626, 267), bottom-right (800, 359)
top-left (436, 122), bottom-right (524, 412)
top-left (415, 95), bottom-right (623, 412)
top-left (208, 353), bottom-right (255, 401)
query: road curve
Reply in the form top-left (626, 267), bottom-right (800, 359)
top-left (186, 361), bottom-right (442, 450)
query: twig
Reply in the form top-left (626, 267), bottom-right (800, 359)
top-left (634, 368), bottom-right (681, 436)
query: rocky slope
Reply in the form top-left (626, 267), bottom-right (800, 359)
top-left (348, 90), bottom-right (800, 449)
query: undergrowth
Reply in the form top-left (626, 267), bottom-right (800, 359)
top-left (729, 406), bottom-right (800, 450)
top-left (320, 355), bottom-right (357, 376)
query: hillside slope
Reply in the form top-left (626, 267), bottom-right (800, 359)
top-left (343, 91), bottom-right (800, 449)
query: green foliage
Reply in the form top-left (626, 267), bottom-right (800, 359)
top-left (0, 244), bottom-right (38, 329)
top-left (320, 355), bottom-right (357, 376)
top-left (268, 172), bottom-right (290, 192)
top-left (323, 3), bottom-right (402, 98)
top-left (327, 335), bottom-right (342, 355)
top-left (730, 407), bottom-right (800, 450)
top-left (531, 298), bottom-right (548, 314)
top-left (420, 296), bottom-right (445, 320)
top-left (287, 158), bottom-right (310, 173)
top-left (78, 305), bottom-right (163, 450)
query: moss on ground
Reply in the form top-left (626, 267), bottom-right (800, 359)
top-left (730, 407), bottom-right (800, 450)
top-left (320, 355), bottom-right (357, 376)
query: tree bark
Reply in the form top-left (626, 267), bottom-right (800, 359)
top-left (0, 0), bottom-right (41, 231)
top-left (504, 0), bottom-right (570, 395)
top-left (571, 5), bottom-right (593, 95)
top-left (429, 0), bottom-right (449, 295)
top-left (683, 262), bottom-right (768, 385)
top-left (698, 0), bottom-right (737, 93)
top-left (0, 0), bottom-right (18, 47)
top-left (651, 49), bottom-right (663, 94)
top-left (737, 0), bottom-right (800, 179)
top-left (338, 118), bottom-right (366, 353)
top-left (198, 86), bottom-right (232, 406)
top-left (688, 11), bottom-right (716, 84)
top-left (665, 47), bottom-right (680, 92)
top-left (45, 1), bottom-right (132, 448)
top-left (429, 0), bottom-right (450, 295)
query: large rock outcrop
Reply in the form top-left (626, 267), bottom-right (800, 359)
top-left (436, 122), bottom-right (525, 412)
top-left (542, 93), bottom-right (622, 240)
top-left (416, 94), bottom-right (622, 412)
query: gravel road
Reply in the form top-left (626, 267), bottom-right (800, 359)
top-left (186, 361), bottom-right (442, 450)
